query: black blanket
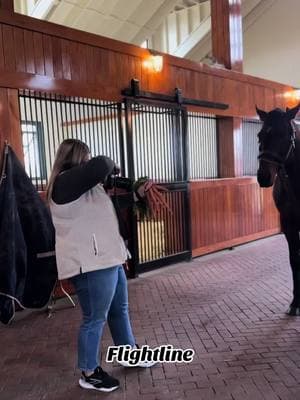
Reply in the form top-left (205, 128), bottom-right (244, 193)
top-left (0, 145), bottom-right (57, 324)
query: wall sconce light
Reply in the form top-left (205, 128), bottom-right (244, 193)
top-left (284, 88), bottom-right (300, 102)
top-left (143, 52), bottom-right (164, 73)
top-left (293, 89), bottom-right (300, 100)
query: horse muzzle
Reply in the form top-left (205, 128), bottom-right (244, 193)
top-left (257, 165), bottom-right (276, 188)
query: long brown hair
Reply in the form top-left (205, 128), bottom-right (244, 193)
top-left (46, 139), bottom-right (90, 201)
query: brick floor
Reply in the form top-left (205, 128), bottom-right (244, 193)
top-left (1, 234), bottom-right (300, 400)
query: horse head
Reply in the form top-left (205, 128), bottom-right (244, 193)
top-left (256, 103), bottom-right (300, 187)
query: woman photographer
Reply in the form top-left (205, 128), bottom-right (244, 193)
top-left (46, 139), bottom-right (155, 393)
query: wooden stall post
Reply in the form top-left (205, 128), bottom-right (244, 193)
top-left (0, 0), bottom-right (14, 12)
top-left (0, 88), bottom-right (23, 160)
top-left (211, 0), bottom-right (243, 177)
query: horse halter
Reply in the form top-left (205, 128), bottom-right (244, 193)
top-left (258, 121), bottom-right (297, 168)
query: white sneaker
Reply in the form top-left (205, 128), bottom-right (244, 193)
top-left (116, 344), bottom-right (158, 368)
top-left (117, 359), bottom-right (157, 368)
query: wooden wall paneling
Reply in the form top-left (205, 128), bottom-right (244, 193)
top-left (191, 186), bottom-right (198, 248)
top-left (93, 47), bottom-right (104, 86)
top-left (226, 184), bottom-right (234, 240)
top-left (243, 83), bottom-right (254, 117)
top-left (98, 49), bottom-right (111, 86)
top-left (78, 42), bottom-right (88, 83)
top-left (2, 25), bottom-right (15, 71)
top-left (206, 73), bottom-right (215, 104)
top-left (160, 60), bottom-right (172, 95)
top-left (61, 39), bottom-right (71, 80)
top-left (0, 25), bottom-right (4, 71)
top-left (245, 184), bottom-right (253, 236)
top-left (7, 88), bottom-right (22, 157)
top-left (264, 87), bottom-right (276, 111)
top-left (183, 67), bottom-right (192, 97)
top-left (179, 66), bottom-right (188, 94)
top-left (0, 17), bottom-right (293, 113)
top-left (277, 85), bottom-right (293, 109)
top-left (190, 179), bottom-right (280, 257)
top-left (43, 34), bottom-right (54, 78)
top-left (173, 192), bottom-right (180, 253)
top-left (180, 192), bottom-right (185, 252)
top-left (195, 187), bottom-right (203, 245)
top-left (233, 185), bottom-right (240, 239)
top-left (24, 29), bottom-right (35, 74)
top-left (140, 57), bottom-right (150, 93)
top-left (216, 186), bottom-right (224, 242)
top-left (213, 186), bottom-right (221, 243)
top-left (147, 66), bottom-right (164, 95)
top-left (13, 27), bottom-right (25, 72)
top-left (0, 88), bottom-right (22, 159)
top-left (0, 88), bottom-right (10, 154)
top-left (33, 31), bottom-right (45, 75)
top-left (199, 73), bottom-right (215, 104)
top-left (262, 187), bottom-right (277, 229)
top-left (0, 70), bottom-right (111, 101)
top-left (85, 45), bottom-right (95, 84)
top-left (117, 53), bottom-right (130, 91)
top-left (52, 37), bottom-right (63, 80)
top-left (190, 186), bottom-right (197, 249)
top-left (128, 55), bottom-right (137, 85)
top-left (107, 50), bottom-right (118, 89)
top-left (171, 63), bottom-right (180, 94)
top-left (202, 188), bottom-right (209, 245)
top-left (246, 184), bottom-right (254, 235)
top-left (0, 13), bottom-right (293, 96)
top-left (166, 64), bottom-right (178, 95)
top-left (212, 76), bottom-right (226, 105)
top-left (253, 84), bottom-right (265, 111)
top-left (69, 41), bottom-right (79, 81)
top-left (204, 187), bottom-right (212, 245)
top-left (132, 56), bottom-right (142, 84)
top-left (252, 183), bottom-right (263, 232)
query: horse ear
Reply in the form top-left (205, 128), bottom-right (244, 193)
top-left (286, 103), bottom-right (300, 120)
top-left (256, 105), bottom-right (267, 122)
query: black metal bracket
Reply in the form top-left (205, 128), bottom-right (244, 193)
top-left (121, 79), bottom-right (229, 110)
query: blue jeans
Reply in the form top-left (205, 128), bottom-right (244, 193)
top-left (70, 265), bottom-right (136, 371)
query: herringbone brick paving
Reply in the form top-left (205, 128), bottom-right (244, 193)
top-left (1, 234), bottom-right (300, 400)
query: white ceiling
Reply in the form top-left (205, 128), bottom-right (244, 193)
top-left (15, 0), bottom-right (297, 87)
top-left (14, 0), bottom-right (209, 45)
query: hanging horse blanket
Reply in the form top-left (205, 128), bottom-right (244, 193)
top-left (0, 145), bottom-right (57, 324)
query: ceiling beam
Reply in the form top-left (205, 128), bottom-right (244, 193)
top-left (29, 0), bottom-right (58, 19)
top-left (173, 16), bottom-right (210, 57)
top-left (131, 0), bottom-right (181, 45)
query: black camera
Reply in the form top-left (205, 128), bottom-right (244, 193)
top-left (104, 175), bottom-right (132, 191)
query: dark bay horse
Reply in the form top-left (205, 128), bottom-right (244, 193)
top-left (256, 103), bottom-right (300, 315)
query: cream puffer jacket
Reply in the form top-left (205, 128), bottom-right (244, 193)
top-left (50, 184), bottom-right (128, 280)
